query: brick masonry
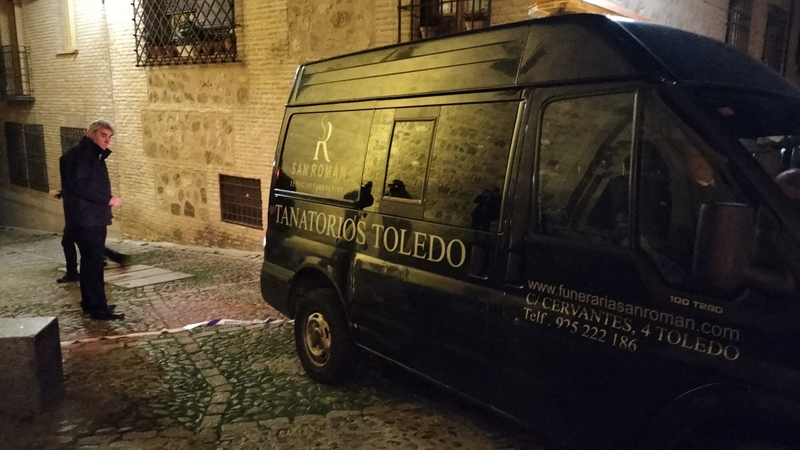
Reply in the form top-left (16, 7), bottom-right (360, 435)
top-left (1, 0), bottom-right (799, 251)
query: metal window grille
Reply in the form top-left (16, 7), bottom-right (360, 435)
top-left (5, 123), bottom-right (27, 187)
top-left (725, 0), bottom-right (752, 52)
top-left (219, 174), bottom-right (262, 229)
top-left (60, 127), bottom-right (85, 154)
top-left (4, 122), bottom-right (48, 192)
top-left (763, 5), bottom-right (788, 73)
top-left (0, 45), bottom-right (33, 98)
top-left (133, 0), bottom-right (237, 67)
top-left (398, 0), bottom-right (491, 42)
top-left (24, 125), bottom-right (48, 192)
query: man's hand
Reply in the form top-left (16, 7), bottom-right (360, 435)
top-left (109, 195), bottom-right (123, 207)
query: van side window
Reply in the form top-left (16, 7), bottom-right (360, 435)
top-left (638, 96), bottom-right (738, 287)
top-left (361, 109), bottom-right (396, 211)
top-left (385, 120), bottom-right (433, 202)
top-left (380, 102), bottom-right (519, 230)
top-left (536, 93), bottom-right (635, 246)
top-left (278, 111), bottom-right (373, 200)
top-left (427, 102), bottom-right (517, 230)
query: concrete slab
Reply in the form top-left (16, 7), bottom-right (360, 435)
top-left (0, 317), bottom-right (64, 417)
top-left (59, 264), bottom-right (193, 288)
top-left (105, 265), bottom-right (193, 287)
top-left (112, 271), bottom-right (193, 288)
top-left (103, 264), bottom-right (152, 275)
top-left (104, 266), bottom-right (172, 281)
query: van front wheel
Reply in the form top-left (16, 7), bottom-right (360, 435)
top-left (294, 288), bottom-right (356, 384)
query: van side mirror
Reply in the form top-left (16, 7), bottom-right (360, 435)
top-left (692, 203), bottom-right (755, 295)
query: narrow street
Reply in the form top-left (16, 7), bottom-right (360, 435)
top-left (0, 227), bottom-right (562, 449)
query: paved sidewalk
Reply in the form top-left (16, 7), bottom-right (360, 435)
top-left (0, 227), bottom-right (560, 450)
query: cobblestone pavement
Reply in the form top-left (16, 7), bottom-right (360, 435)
top-left (0, 227), bottom-right (564, 450)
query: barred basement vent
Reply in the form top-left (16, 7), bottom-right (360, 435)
top-left (219, 174), bottom-right (263, 229)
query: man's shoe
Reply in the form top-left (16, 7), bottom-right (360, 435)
top-left (57, 273), bottom-right (80, 283)
top-left (90, 310), bottom-right (125, 321)
top-left (81, 305), bottom-right (117, 315)
top-left (104, 249), bottom-right (129, 266)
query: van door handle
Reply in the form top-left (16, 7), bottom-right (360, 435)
top-left (469, 245), bottom-right (488, 278)
top-left (505, 252), bottom-right (523, 287)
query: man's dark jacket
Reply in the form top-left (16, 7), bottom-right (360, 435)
top-left (60, 137), bottom-right (113, 227)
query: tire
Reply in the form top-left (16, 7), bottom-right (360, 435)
top-left (294, 288), bottom-right (357, 384)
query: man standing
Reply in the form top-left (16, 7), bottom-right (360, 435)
top-left (60, 120), bottom-right (124, 320)
top-left (53, 188), bottom-right (129, 284)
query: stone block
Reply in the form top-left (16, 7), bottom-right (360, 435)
top-left (0, 317), bottom-right (64, 416)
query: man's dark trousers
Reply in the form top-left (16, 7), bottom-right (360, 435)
top-left (62, 225), bottom-right (79, 276)
top-left (64, 224), bottom-right (128, 272)
top-left (76, 225), bottom-right (109, 314)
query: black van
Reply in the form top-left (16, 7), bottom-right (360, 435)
top-left (261, 13), bottom-right (800, 449)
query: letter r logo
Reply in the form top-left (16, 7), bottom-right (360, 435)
top-left (314, 116), bottom-right (332, 162)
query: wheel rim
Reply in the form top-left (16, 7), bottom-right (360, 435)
top-left (303, 311), bottom-right (332, 368)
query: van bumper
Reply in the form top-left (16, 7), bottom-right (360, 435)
top-left (260, 261), bottom-right (293, 318)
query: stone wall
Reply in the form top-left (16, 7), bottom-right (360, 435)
top-left (117, 1), bottom-right (275, 249)
top-left (612, 0), bottom-right (728, 37)
top-left (288, 0), bottom-right (375, 61)
top-left (0, 0), bottom-right (798, 250)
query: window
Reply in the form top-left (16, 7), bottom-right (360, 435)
top-left (762, 5), bottom-right (788, 73)
top-left (4, 122), bottom-right (48, 192)
top-left (725, 0), bottom-right (752, 52)
top-left (278, 111), bottom-right (373, 201)
top-left (60, 126), bottom-right (84, 154)
top-left (219, 174), bottom-right (262, 228)
top-left (426, 103), bottom-right (515, 229)
top-left (0, 46), bottom-right (32, 98)
top-left (380, 102), bottom-right (517, 230)
top-left (398, 0), bottom-right (491, 42)
top-left (60, 0), bottom-right (77, 54)
top-left (638, 95), bottom-right (738, 287)
top-left (132, 0), bottom-right (237, 66)
top-left (0, 2), bottom-right (33, 99)
top-left (536, 93), bottom-right (635, 246)
top-left (385, 120), bottom-right (433, 203)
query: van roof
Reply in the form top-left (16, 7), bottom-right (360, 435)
top-left (288, 13), bottom-right (800, 106)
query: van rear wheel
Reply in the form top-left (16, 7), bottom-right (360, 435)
top-left (294, 288), bottom-right (356, 384)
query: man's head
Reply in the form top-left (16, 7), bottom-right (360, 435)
top-left (86, 119), bottom-right (115, 150)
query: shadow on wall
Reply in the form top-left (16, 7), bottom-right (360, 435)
top-left (0, 195), bottom-right (76, 234)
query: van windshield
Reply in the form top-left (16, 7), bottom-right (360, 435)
top-left (693, 89), bottom-right (800, 201)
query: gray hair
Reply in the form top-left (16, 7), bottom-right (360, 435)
top-left (86, 119), bottom-right (115, 137)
